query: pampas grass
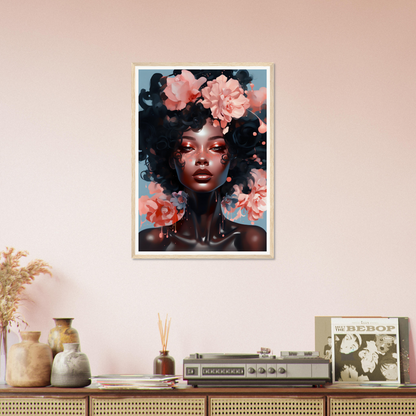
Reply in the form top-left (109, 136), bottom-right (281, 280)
top-left (0, 247), bottom-right (52, 331)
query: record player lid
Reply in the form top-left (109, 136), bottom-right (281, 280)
top-left (189, 353), bottom-right (259, 359)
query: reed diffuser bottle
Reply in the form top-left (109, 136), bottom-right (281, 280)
top-left (153, 314), bottom-right (175, 375)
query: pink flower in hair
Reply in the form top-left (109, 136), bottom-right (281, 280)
top-left (139, 182), bottom-right (185, 227)
top-left (247, 84), bottom-right (267, 113)
top-left (201, 75), bottom-right (250, 131)
top-left (164, 70), bottom-right (207, 111)
top-left (148, 181), bottom-right (165, 196)
top-left (139, 195), bottom-right (154, 216)
top-left (139, 182), bottom-right (166, 216)
top-left (236, 169), bottom-right (267, 222)
top-left (146, 198), bottom-right (181, 227)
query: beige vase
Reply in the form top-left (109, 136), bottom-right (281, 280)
top-left (6, 331), bottom-right (53, 387)
top-left (48, 318), bottom-right (80, 357)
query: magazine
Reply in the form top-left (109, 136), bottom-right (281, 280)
top-left (90, 374), bottom-right (180, 389)
top-left (331, 317), bottom-right (400, 384)
top-left (315, 316), bottom-right (409, 384)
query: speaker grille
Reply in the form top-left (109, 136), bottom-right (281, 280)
top-left (0, 397), bottom-right (86, 415)
top-left (210, 397), bottom-right (324, 415)
top-left (330, 398), bottom-right (416, 415)
top-left (91, 397), bottom-right (205, 415)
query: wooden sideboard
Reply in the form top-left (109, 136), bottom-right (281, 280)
top-left (1, 384), bottom-right (416, 415)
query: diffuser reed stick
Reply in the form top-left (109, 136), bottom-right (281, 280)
top-left (158, 313), bottom-right (171, 352)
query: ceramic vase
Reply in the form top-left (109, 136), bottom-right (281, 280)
top-left (48, 318), bottom-right (80, 357)
top-left (153, 351), bottom-right (175, 375)
top-left (0, 326), bottom-right (7, 384)
top-left (51, 343), bottom-right (91, 387)
top-left (6, 331), bottom-right (53, 387)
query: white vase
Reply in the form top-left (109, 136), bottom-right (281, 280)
top-left (51, 343), bottom-right (91, 387)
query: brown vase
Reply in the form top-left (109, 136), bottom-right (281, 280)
top-left (48, 318), bottom-right (80, 357)
top-left (153, 351), bottom-right (175, 375)
top-left (6, 331), bottom-right (53, 387)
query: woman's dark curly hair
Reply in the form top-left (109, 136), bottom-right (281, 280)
top-left (138, 69), bottom-right (267, 198)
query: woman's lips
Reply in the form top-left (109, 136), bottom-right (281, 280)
top-left (193, 169), bottom-right (213, 183)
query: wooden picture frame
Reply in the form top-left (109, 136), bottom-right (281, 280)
top-left (132, 63), bottom-right (274, 259)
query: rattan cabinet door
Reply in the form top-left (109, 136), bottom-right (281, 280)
top-left (210, 397), bottom-right (324, 416)
top-left (330, 397), bottom-right (416, 416)
top-left (91, 396), bottom-right (206, 416)
top-left (0, 397), bottom-right (87, 415)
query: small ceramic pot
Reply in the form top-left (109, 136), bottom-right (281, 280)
top-left (51, 343), bottom-right (91, 387)
top-left (153, 351), bottom-right (175, 375)
top-left (6, 331), bottom-right (53, 387)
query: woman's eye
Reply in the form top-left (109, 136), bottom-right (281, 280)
top-left (211, 145), bottom-right (227, 152)
top-left (180, 146), bottom-right (194, 153)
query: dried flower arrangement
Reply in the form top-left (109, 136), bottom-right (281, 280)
top-left (158, 313), bottom-right (171, 352)
top-left (0, 247), bottom-right (52, 332)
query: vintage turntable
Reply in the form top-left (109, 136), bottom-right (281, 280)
top-left (183, 349), bottom-right (331, 387)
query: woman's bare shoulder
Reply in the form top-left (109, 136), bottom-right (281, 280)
top-left (228, 222), bottom-right (267, 251)
top-left (138, 228), bottom-right (170, 251)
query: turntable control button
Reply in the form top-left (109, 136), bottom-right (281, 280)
top-left (268, 367), bottom-right (276, 374)
top-left (278, 367), bottom-right (286, 374)
top-left (258, 367), bottom-right (266, 374)
top-left (248, 367), bottom-right (256, 374)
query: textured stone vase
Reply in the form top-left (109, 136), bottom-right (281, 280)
top-left (6, 331), bottom-right (53, 387)
top-left (51, 343), bottom-right (91, 387)
top-left (48, 318), bottom-right (80, 357)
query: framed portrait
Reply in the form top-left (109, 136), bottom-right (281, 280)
top-left (132, 63), bottom-right (274, 259)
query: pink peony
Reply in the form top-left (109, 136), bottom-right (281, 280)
top-left (148, 182), bottom-right (165, 196)
top-left (139, 182), bottom-right (165, 216)
top-left (201, 75), bottom-right (250, 129)
top-left (139, 195), bottom-right (154, 216)
top-left (146, 198), bottom-right (179, 227)
top-left (139, 182), bottom-right (185, 227)
top-left (164, 70), bottom-right (206, 111)
top-left (236, 169), bottom-right (267, 222)
top-left (247, 84), bottom-right (267, 113)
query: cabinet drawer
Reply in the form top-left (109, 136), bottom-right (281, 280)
top-left (0, 397), bottom-right (87, 416)
top-left (330, 397), bottom-right (416, 416)
top-left (210, 397), bottom-right (324, 416)
top-left (91, 396), bottom-right (206, 416)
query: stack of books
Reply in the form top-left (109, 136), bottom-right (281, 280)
top-left (90, 374), bottom-right (180, 389)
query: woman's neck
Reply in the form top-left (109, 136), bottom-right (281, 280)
top-left (181, 190), bottom-right (224, 243)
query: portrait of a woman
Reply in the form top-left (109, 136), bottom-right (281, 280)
top-left (133, 65), bottom-right (272, 257)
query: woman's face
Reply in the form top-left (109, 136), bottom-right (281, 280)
top-left (173, 120), bottom-right (231, 193)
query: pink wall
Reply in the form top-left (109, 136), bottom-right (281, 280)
top-left (1, 0), bottom-right (416, 381)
